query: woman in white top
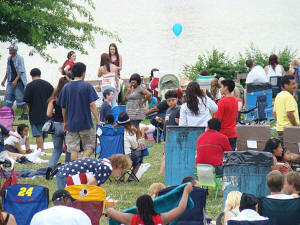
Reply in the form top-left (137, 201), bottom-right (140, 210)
top-left (98, 53), bottom-right (119, 107)
top-left (179, 81), bottom-right (218, 127)
top-left (116, 112), bottom-right (139, 155)
top-left (4, 124), bottom-right (30, 154)
top-left (264, 54), bottom-right (285, 77)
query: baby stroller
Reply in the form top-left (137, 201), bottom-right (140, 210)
top-left (0, 106), bottom-right (15, 131)
top-left (158, 74), bottom-right (180, 100)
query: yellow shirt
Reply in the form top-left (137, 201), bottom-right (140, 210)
top-left (273, 91), bottom-right (299, 131)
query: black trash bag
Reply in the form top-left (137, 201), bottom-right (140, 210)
top-left (223, 150), bottom-right (273, 167)
top-left (247, 83), bottom-right (272, 93)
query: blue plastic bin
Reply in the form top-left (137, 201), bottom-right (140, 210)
top-left (165, 126), bottom-right (205, 186)
top-left (222, 151), bottom-right (273, 206)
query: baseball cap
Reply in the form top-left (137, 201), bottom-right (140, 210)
top-left (7, 44), bottom-right (18, 51)
top-left (52, 190), bottom-right (76, 202)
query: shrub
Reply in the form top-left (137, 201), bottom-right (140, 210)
top-left (182, 44), bottom-right (297, 81)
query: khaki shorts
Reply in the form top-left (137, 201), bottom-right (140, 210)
top-left (66, 128), bottom-right (96, 153)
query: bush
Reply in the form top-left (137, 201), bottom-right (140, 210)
top-left (182, 44), bottom-right (298, 81)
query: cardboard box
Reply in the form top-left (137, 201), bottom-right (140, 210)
top-left (284, 126), bottom-right (300, 156)
top-left (236, 125), bottom-right (272, 151)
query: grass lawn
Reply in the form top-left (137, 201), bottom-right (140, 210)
top-left (12, 134), bottom-right (223, 220)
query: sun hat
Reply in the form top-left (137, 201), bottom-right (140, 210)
top-left (7, 44), bottom-right (18, 51)
top-left (52, 189), bottom-right (76, 202)
top-left (117, 112), bottom-right (131, 125)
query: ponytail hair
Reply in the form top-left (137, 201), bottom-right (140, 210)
top-left (185, 81), bottom-right (206, 115)
top-left (61, 51), bottom-right (75, 75)
top-left (136, 195), bottom-right (158, 225)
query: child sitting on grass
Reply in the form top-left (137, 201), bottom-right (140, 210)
top-left (4, 124), bottom-right (31, 154)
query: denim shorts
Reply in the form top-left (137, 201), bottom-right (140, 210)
top-left (31, 124), bottom-right (48, 138)
top-left (4, 81), bottom-right (26, 108)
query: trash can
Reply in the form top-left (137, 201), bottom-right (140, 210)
top-left (223, 150), bottom-right (273, 205)
top-left (165, 126), bottom-right (205, 186)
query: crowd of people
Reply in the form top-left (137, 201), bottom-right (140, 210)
top-left (1, 42), bottom-right (300, 225)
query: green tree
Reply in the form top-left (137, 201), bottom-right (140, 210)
top-left (0, 0), bottom-right (119, 62)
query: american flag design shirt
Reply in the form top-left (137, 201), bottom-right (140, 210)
top-left (57, 158), bottom-right (112, 186)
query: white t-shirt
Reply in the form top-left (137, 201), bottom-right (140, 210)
top-left (228, 209), bottom-right (268, 221)
top-left (30, 205), bottom-right (92, 225)
top-left (139, 123), bottom-right (156, 134)
top-left (4, 132), bottom-right (27, 146)
top-left (124, 130), bottom-right (138, 155)
top-left (246, 66), bottom-right (268, 84)
top-left (179, 96), bottom-right (218, 127)
top-left (267, 65), bottom-right (283, 77)
top-left (267, 194), bottom-right (294, 199)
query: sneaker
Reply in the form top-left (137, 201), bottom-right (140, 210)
top-left (18, 113), bottom-right (28, 120)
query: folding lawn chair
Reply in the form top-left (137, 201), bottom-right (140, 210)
top-left (111, 105), bottom-right (126, 123)
top-left (96, 126), bottom-right (124, 159)
top-left (120, 146), bottom-right (150, 182)
top-left (2, 184), bottom-right (49, 225)
top-left (65, 184), bottom-right (106, 225)
top-left (196, 164), bottom-right (222, 200)
top-left (158, 186), bottom-right (208, 225)
top-left (258, 197), bottom-right (300, 225)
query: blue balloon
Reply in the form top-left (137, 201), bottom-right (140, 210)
top-left (172, 23), bottom-right (183, 37)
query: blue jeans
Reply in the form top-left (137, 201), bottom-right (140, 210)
top-left (229, 137), bottom-right (237, 151)
top-left (102, 86), bottom-right (118, 107)
top-left (49, 123), bottom-right (70, 168)
top-left (56, 173), bottom-right (67, 190)
top-left (4, 81), bottom-right (26, 108)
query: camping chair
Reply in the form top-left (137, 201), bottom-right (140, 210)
top-left (109, 183), bottom-right (194, 225)
top-left (111, 105), bottom-right (126, 123)
top-left (65, 184), bottom-right (106, 225)
top-left (96, 126), bottom-right (124, 158)
top-left (196, 164), bottom-right (222, 200)
top-left (227, 220), bottom-right (273, 225)
top-left (158, 186), bottom-right (208, 225)
top-left (120, 147), bottom-right (150, 182)
top-left (2, 184), bottom-right (49, 225)
top-left (258, 197), bottom-right (300, 225)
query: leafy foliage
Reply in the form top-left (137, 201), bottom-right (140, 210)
top-left (0, 0), bottom-right (120, 62)
top-left (182, 44), bottom-right (298, 81)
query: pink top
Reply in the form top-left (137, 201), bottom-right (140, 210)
top-left (65, 60), bottom-right (74, 72)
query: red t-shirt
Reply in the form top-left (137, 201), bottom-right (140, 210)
top-left (214, 96), bottom-right (238, 138)
top-left (196, 130), bottom-right (232, 166)
top-left (65, 60), bottom-right (74, 72)
top-left (131, 215), bottom-right (162, 225)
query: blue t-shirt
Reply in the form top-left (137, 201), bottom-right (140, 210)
top-left (100, 101), bottom-right (112, 122)
top-left (57, 80), bottom-right (98, 131)
top-left (147, 97), bottom-right (158, 109)
top-left (0, 124), bottom-right (10, 152)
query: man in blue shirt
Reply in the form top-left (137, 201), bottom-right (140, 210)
top-left (58, 62), bottom-right (100, 161)
top-left (1, 44), bottom-right (28, 120)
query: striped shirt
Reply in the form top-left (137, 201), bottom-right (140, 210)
top-left (101, 72), bottom-right (116, 89)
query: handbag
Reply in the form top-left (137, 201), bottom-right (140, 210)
top-left (1, 168), bottom-right (18, 191)
top-left (42, 120), bottom-right (55, 134)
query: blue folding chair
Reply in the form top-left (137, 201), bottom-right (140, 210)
top-left (2, 184), bottom-right (49, 225)
top-left (158, 186), bottom-right (207, 225)
top-left (96, 126), bottom-right (124, 159)
top-left (111, 105), bottom-right (126, 123)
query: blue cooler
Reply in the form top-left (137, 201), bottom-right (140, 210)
top-left (222, 150), bottom-right (273, 206)
top-left (165, 126), bottom-right (205, 186)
